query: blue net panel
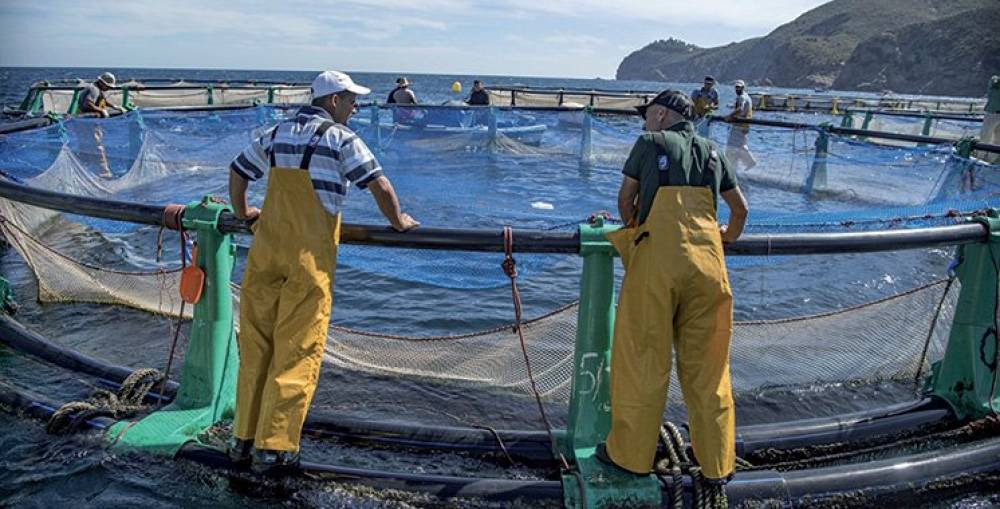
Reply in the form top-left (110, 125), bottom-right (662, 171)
top-left (0, 104), bottom-right (996, 316)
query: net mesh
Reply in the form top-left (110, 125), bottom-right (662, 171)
top-left (0, 104), bottom-right (994, 402)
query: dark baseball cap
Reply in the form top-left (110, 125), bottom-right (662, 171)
top-left (636, 90), bottom-right (694, 120)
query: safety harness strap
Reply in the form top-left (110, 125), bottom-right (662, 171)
top-left (300, 121), bottom-right (336, 170)
top-left (267, 126), bottom-right (279, 167)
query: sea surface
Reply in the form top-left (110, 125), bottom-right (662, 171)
top-left (0, 67), bottom-right (997, 508)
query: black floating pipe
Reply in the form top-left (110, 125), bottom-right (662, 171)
top-left (845, 108), bottom-right (983, 122)
top-left (0, 314), bottom-right (179, 395)
top-left (0, 179), bottom-right (990, 255)
top-left (0, 311), bottom-right (960, 466)
top-left (2, 380), bottom-right (998, 506)
top-left (0, 178), bottom-right (167, 227)
top-left (0, 117), bottom-right (53, 135)
top-left (724, 223), bottom-right (988, 256)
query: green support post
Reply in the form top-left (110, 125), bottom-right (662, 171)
top-left (860, 110), bottom-right (874, 130)
top-left (207, 84), bottom-right (214, 105)
top-left (28, 87), bottom-right (46, 116)
top-left (17, 88), bottom-right (35, 112)
top-left (267, 86), bottom-right (275, 104)
top-left (803, 124), bottom-right (830, 194)
top-left (919, 114), bottom-right (934, 146)
top-left (840, 110), bottom-right (854, 129)
top-left (107, 197), bottom-right (239, 455)
top-left (561, 218), bottom-right (661, 509)
top-left (67, 89), bottom-right (82, 115)
top-left (121, 87), bottom-right (132, 110)
top-left (929, 210), bottom-right (1000, 420)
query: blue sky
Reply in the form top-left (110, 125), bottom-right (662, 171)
top-left (0, 0), bottom-right (827, 78)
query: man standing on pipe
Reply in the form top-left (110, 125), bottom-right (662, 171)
top-left (76, 72), bottom-right (123, 178)
top-left (596, 90), bottom-right (748, 486)
top-left (227, 70), bottom-right (419, 474)
top-left (726, 79), bottom-right (757, 171)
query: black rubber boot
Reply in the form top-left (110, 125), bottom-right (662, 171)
top-left (594, 442), bottom-right (646, 476)
top-left (251, 448), bottom-right (301, 475)
top-left (227, 437), bottom-right (254, 465)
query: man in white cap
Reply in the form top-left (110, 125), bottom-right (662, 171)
top-left (725, 79), bottom-right (757, 171)
top-left (77, 72), bottom-right (122, 118)
top-left (227, 70), bottom-right (419, 474)
top-left (76, 72), bottom-right (122, 178)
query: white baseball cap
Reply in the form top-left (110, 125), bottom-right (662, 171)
top-left (734, 79), bottom-right (746, 88)
top-left (311, 70), bottom-right (370, 98)
top-left (98, 72), bottom-right (116, 86)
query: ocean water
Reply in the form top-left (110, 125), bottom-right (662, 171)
top-left (0, 67), bottom-right (997, 508)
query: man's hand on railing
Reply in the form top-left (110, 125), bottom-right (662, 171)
top-left (237, 207), bottom-right (260, 222)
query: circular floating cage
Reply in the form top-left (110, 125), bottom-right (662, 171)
top-left (0, 91), bottom-right (999, 507)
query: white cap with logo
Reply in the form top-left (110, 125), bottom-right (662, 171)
top-left (311, 70), bottom-right (371, 98)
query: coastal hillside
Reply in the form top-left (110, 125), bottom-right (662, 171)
top-left (616, 0), bottom-right (998, 97)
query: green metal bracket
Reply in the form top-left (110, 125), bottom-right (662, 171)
top-left (561, 219), bottom-right (661, 508)
top-left (17, 88), bottom-right (35, 112)
top-left (107, 197), bottom-right (239, 455)
top-left (28, 87), bottom-right (46, 116)
top-left (67, 89), bottom-right (82, 115)
top-left (985, 76), bottom-right (1000, 115)
top-left (929, 209), bottom-right (1000, 420)
top-left (206, 85), bottom-right (214, 105)
top-left (267, 86), bottom-right (275, 104)
top-left (121, 87), bottom-right (132, 110)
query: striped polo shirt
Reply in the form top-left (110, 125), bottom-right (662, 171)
top-left (229, 105), bottom-right (383, 215)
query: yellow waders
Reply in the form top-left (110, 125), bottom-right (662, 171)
top-left (604, 186), bottom-right (735, 480)
top-left (233, 158), bottom-right (341, 452)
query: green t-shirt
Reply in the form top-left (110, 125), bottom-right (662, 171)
top-left (622, 121), bottom-right (738, 225)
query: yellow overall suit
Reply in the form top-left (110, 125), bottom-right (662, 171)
top-left (604, 185), bottom-right (735, 480)
top-left (233, 123), bottom-right (341, 452)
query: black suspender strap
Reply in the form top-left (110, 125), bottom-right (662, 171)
top-left (267, 126), bottom-right (279, 166)
top-left (300, 121), bottom-right (335, 170)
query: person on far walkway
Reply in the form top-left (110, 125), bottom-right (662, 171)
top-left (466, 80), bottom-right (490, 106)
top-left (725, 79), bottom-right (757, 171)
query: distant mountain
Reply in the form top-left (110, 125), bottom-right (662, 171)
top-left (616, 0), bottom-right (999, 97)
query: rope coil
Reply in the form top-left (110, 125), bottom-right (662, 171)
top-left (46, 368), bottom-right (163, 434)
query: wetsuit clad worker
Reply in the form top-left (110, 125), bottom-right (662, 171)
top-left (726, 79), bottom-right (757, 171)
top-left (227, 70), bottom-right (419, 474)
top-left (467, 80), bottom-right (490, 106)
top-left (77, 72), bottom-right (123, 178)
top-left (596, 90), bottom-right (749, 486)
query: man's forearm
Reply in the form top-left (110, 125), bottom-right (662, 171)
top-left (618, 198), bottom-right (635, 225)
top-left (726, 208), bottom-right (748, 239)
top-left (229, 170), bottom-right (250, 218)
top-left (369, 177), bottom-right (404, 228)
